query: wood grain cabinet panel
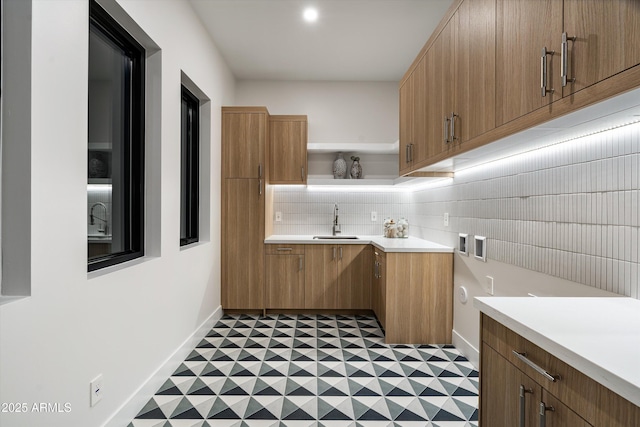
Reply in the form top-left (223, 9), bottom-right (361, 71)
top-left (304, 245), bottom-right (338, 309)
top-left (372, 250), bottom-right (386, 328)
top-left (269, 115), bottom-right (307, 184)
top-left (222, 178), bottom-right (264, 309)
top-left (222, 108), bottom-right (267, 179)
top-left (496, 0), bottom-right (563, 126)
top-left (563, 0), bottom-right (640, 97)
top-left (266, 250), bottom-right (305, 309)
top-left (480, 314), bottom-right (640, 427)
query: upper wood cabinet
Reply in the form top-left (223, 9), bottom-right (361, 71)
top-left (562, 0), bottom-right (640, 97)
top-left (496, 0), bottom-right (563, 126)
top-left (399, 71), bottom-right (414, 175)
top-left (222, 107), bottom-right (268, 179)
top-left (269, 115), bottom-right (308, 184)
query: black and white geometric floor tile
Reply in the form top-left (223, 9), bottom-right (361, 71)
top-left (129, 314), bottom-right (479, 427)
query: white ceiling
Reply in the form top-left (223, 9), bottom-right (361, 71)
top-left (189, 0), bottom-right (454, 81)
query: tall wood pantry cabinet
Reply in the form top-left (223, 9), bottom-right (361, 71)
top-left (221, 107), bottom-right (269, 310)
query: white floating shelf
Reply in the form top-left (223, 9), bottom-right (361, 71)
top-left (307, 141), bottom-right (399, 154)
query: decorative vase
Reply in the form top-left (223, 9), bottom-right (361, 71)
top-left (332, 152), bottom-right (347, 179)
top-left (350, 156), bottom-right (362, 179)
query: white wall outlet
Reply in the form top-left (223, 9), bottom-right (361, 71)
top-left (371, 211), bottom-right (377, 222)
top-left (275, 212), bottom-right (282, 222)
top-left (90, 374), bottom-right (103, 407)
top-left (485, 276), bottom-right (494, 295)
top-left (443, 212), bottom-right (449, 226)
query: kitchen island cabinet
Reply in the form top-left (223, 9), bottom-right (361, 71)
top-left (476, 298), bottom-right (640, 427)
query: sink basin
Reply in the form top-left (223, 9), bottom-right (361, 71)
top-left (313, 235), bottom-right (359, 240)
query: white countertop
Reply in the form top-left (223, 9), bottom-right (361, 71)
top-left (264, 235), bottom-right (453, 253)
top-left (474, 296), bottom-right (640, 407)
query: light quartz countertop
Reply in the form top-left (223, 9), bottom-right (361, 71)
top-left (264, 235), bottom-right (454, 253)
top-left (474, 296), bottom-right (640, 407)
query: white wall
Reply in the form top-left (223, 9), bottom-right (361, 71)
top-left (235, 80), bottom-right (399, 146)
top-left (0, 1), bottom-right (234, 426)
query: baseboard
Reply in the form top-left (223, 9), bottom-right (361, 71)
top-left (452, 329), bottom-right (479, 369)
top-left (103, 305), bottom-right (223, 427)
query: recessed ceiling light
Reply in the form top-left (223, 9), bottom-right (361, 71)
top-left (303, 7), bottom-right (318, 23)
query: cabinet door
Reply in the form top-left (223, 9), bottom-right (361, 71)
top-left (304, 245), bottom-right (338, 309)
top-left (455, 0), bottom-right (496, 143)
top-left (399, 73), bottom-right (414, 175)
top-left (222, 178), bottom-right (264, 309)
top-left (222, 111), bottom-right (266, 179)
top-left (266, 254), bottom-right (305, 308)
top-left (410, 57), bottom-right (428, 167)
top-left (496, 0), bottom-right (562, 126)
top-left (563, 0), bottom-right (640, 97)
top-left (372, 252), bottom-right (386, 328)
top-left (336, 245), bottom-right (372, 309)
top-left (269, 117), bottom-right (307, 184)
top-left (481, 344), bottom-right (540, 427)
top-left (541, 389), bottom-right (593, 427)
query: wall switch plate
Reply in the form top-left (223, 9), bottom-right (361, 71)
top-left (371, 211), bottom-right (377, 222)
top-left (443, 213), bottom-right (449, 226)
top-left (275, 212), bottom-right (282, 222)
top-left (485, 276), bottom-right (494, 295)
top-left (90, 374), bottom-right (103, 407)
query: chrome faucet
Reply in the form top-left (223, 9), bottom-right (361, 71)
top-left (332, 203), bottom-right (341, 236)
top-left (90, 202), bottom-right (109, 234)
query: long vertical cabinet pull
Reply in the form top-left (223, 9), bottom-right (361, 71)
top-left (450, 113), bottom-right (459, 142)
top-left (258, 163), bottom-right (263, 195)
top-left (333, 247), bottom-right (336, 260)
top-left (339, 246), bottom-right (343, 260)
top-left (258, 163), bottom-right (262, 178)
top-left (298, 256), bottom-right (303, 271)
top-left (301, 166), bottom-right (305, 182)
top-left (561, 33), bottom-right (576, 87)
top-left (519, 385), bottom-right (533, 427)
top-left (443, 117), bottom-right (450, 143)
top-left (541, 47), bottom-right (555, 97)
top-left (539, 402), bottom-right (555, 427)
top-left (258, 179), bottom-right (262, 195)
top-left (405, 145), bottom-right (411, 164)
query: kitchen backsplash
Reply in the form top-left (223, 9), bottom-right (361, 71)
top-left (272, 121), bottom-right (639, 299)
top-left (271, 188), bottom-right (411, 236)
top-left (410, 121), bottom-right (639, 299)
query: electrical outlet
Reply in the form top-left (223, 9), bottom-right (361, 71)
top-left (485, 276), bottom-right (494, 295)
top-left (90, 375), bottom-right (103, 407)
top-left (443, 212), bottom-right (449, 226)
top-left (275, 212), bottom-right (282, 222)
top-left (371, 211), bottom-right (377, 222)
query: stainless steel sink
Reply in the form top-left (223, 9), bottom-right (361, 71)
top-left (313, 235), bottom-right (359, 240)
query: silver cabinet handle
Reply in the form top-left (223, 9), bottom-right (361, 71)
top-left (332, 247), bottom-right (336, 260)
top-left (450, 112), bottom-right (458, 142)
top-left (258, 163), bottom-right (262, 178)
top-left (339, 246), bottom-right (343, 260)
top-left (405, 144), bottom-right (410, 164)
top-left (443, 116), bottom-right (450, 144)
top-left (258, 179), bottom-right (262, 195)
top-left (374, 261), bottom-right (378, 279)
top-left (541, 47), bottom-right (555, 97)
top-left (513, 351), bottom-right (560, 382)
top-left (561, 32), bottom-right (576, 87)
top-left (299, 256), bottom-right (303, 271)
top-left (539, 402), bottom-right (554, 427)
top-left (519, 385), bottom-right (533, 427)
top-left (301, 166), bottom-right (305, 181)
top-left (276, 247), bottom-right (293, 251)
top-left (409, 144), bottom-right (414, 162)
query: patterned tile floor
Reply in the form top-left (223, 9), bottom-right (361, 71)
top-left (129, 314), bottom-right (479, 427)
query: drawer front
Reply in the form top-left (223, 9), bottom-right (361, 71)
top-left (265, 244), bottom-right (305, 255)
top-left (481, 314), bottom-right (640, 426)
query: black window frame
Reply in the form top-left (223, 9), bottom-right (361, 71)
top-left (180, 85), bottom-right (199, 246)
top-left (88, 0), bottom-right (145, 272)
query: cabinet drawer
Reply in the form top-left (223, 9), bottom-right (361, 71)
top-left (265, 244), bottom-right (305, 255)
top-left (482, 314), bottom-right (640, 426)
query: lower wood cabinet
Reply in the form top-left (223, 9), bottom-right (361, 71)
top-left (304, 244), bottom-right (371, 309)
top-left (265, 244), bottom-right (305, 309)
top-left (379, 251), bottom-right (453, 344)
top-left (372, 249), bottom-right (387, 328)
top-left (480, 314), bottom-right (640, 427)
